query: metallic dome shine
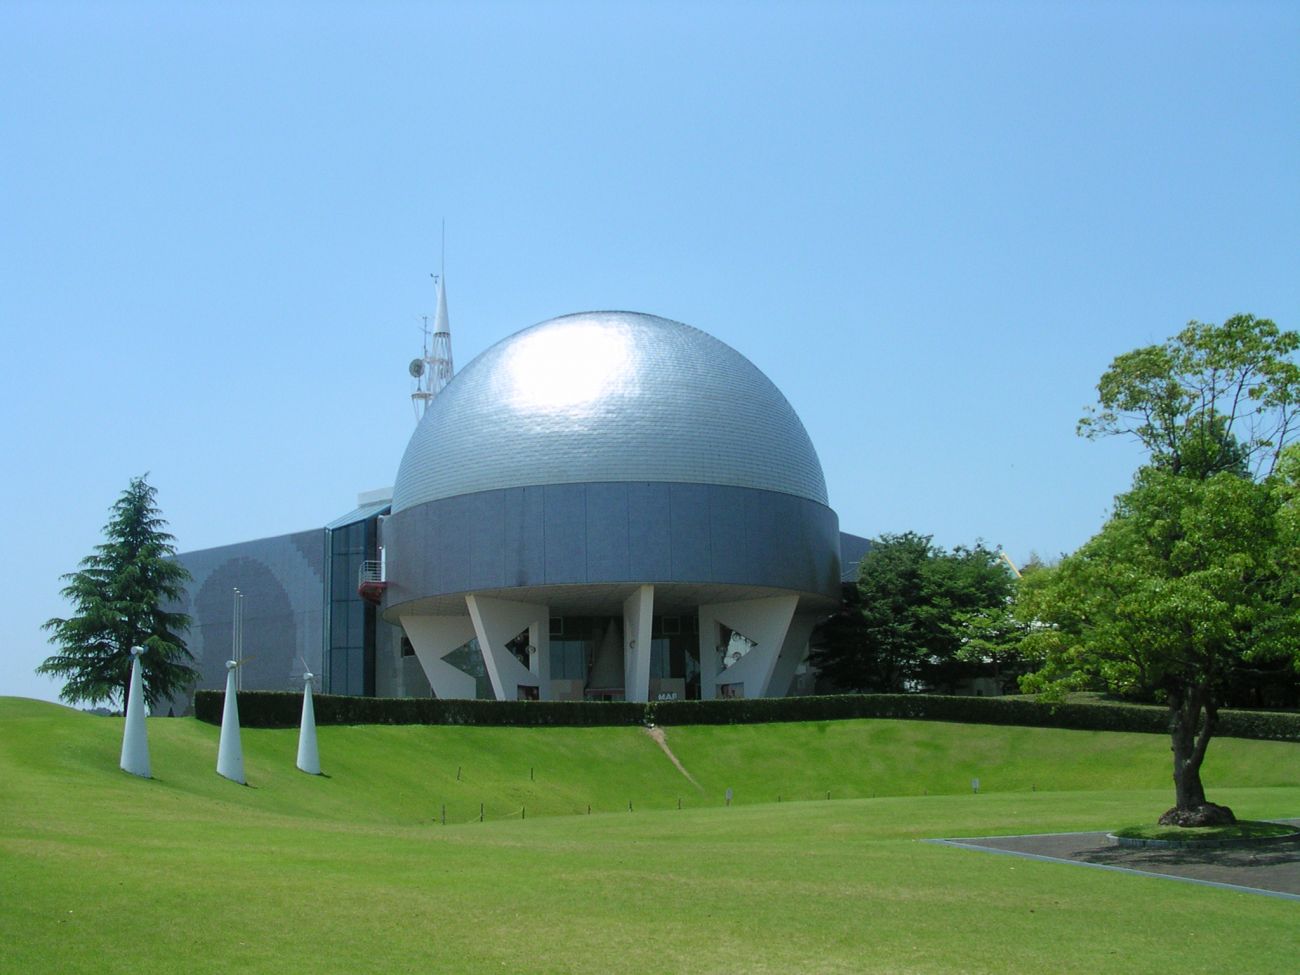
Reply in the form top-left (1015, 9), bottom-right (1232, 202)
top-left (391, 311), bottom-right (828, 512)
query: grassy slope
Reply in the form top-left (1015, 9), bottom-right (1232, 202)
top-left (2, 697), bottom-right (1297, 974)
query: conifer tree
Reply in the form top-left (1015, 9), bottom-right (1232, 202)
top-left (39, 475), bottom-right (196, 712)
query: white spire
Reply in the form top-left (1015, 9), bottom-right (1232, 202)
top-left (434, 275), bottom-right (450, 337)
top-left (296, 672), bottom-right (321, 775)
top-left (429, 277), bottom-right (454, 394)
top-left (216, 661), bottom-right (245, 784)
top-left (119, 646), bottom-right (151, 778)
top-left (410, 261), bottom-right (456, 422)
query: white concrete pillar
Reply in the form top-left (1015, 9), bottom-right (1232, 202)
top-left (622, 585), bottom-right (654, 702)
top-left (697, 595), bottom-right (799, 699)
top-left (766, 613), bottom-right (819, 698)
top-left (216, 662), bottom-right (245, 784)
top-left (119, 646), bottom-right (150, 778)
top-left (465, 595), bottom-right (548, 700)
top-left (698, 604), bottom-right (720, 701)
top-left (529, 619), bottom-right (553, 700)
top-left (401, 615), bottom-right (479, 699)
top-left (296, 675), bottom-right (321, 775)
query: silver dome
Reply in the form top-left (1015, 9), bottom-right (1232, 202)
top-left (391, 311), bottom-right (828, 513)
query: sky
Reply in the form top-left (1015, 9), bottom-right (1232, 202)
top-left (2, 0), bottom-right (1297, 704)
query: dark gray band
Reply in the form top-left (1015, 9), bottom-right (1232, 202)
top-left (384, 481), bottom-right (841, 613)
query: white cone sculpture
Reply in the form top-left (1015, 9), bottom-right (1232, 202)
top-left (296, 673), bottom-right (320, 775)
top-left (119, 645), bottom-right (151, 778)
top-left (216, 660), bottom-right (245, 784)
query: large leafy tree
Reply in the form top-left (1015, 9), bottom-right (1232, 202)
top-left (39, 475), bottom-right (197, 712)
top-left (1023, 314), bottom-right (1300, 826)
top-left (1078, 313), bottom-right (1298, 478)
top-left (812, 533), bottom-right (1016, 693)
top-left (1019, 468), bottom-right (1298, 824)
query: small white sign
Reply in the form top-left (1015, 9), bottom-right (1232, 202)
top-left (971, 778), bottom-right (981, 793)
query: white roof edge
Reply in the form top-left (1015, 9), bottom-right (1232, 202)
top-left (357, 486), bottom-right (394, 506)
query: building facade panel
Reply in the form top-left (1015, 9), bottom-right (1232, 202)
top-left (384, 482), bottom-right (841, 615)
top-left (584, 482), bottom-right (631, 581)
top-left (667, 483), bottom-right (712, 581)
top-left (542, 483), bottom-right (588, 584)
top-left (165, 529), bottom-right (325, 714)
top-left (707, 483), bottom-right (749, 583)
top-left (503, 486), bottom-right (546, 587)
top-left (626, 482), bottom-right (672, 579)
top-left (436, 493), bottom-right (473, 596)
top-left (467, 489), bottom-right (507, 591)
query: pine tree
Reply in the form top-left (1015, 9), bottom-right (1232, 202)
top-left (39, 475), bottom-right (197, 712)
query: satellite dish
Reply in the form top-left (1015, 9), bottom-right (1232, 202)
top-left (409, 358), bottom-right (426, 378)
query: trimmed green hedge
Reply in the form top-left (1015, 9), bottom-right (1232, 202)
top-left (193, 691), bottom-right (645, 729)
top-left (652, 694), bottom-right (1300, 742)
top-left (193, 690), bottom-right (1300, 742)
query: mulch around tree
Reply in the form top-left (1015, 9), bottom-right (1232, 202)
top-left (933, 818), bottom-right (1300, 901)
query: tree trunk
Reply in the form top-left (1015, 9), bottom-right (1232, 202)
top-left (1159, 685), bottom-right (1235, 827)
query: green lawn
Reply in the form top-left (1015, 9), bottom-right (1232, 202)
top-left (2, 696), bottom-right (1297, 974)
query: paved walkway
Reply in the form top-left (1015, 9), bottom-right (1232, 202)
top-left (933, 819), bottom-right (1300, 901)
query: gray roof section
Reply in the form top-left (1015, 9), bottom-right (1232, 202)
top-left (392, 311), bottom-right (829, 513)
top-left (839, 532), bottom-right (872, 582)
top-left (324, 500), bottom-right (391, 531)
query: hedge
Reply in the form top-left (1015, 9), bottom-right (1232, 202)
top-left (193, 691), bottom-right (645, 729)
top-left (192, 690), bottom-right (1300, 742)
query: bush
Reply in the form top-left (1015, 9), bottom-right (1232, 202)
top-left (192, 689), bottom-right (1300, 741)
top-left (649, 694), bottom-right (1174, 732)
top-left (193, 690), bottom-right (645, 729)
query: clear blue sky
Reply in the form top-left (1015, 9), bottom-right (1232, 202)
top-left (3, 1), bottom-right (1297, 703)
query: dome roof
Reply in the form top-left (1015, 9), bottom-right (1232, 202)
top-left (391, 311), bottom-right (828, 513)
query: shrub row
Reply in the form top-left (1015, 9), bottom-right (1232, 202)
top-left (193, 689), bottom-right (1300, 741)
top-left (192, 690), bottom-right (646, 729)
top-left (653, 694), bottom-right (1300, 741)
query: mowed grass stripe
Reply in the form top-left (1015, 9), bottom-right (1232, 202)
top-left (2, 697), bottom-right (1297, 974)
top-left (4, 697), bottom-right (1296, 824)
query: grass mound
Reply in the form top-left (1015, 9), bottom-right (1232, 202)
top-left (3, 696), bottom-right (1298, 974)
top-left (1113, 820), bottom-right (1297, 842)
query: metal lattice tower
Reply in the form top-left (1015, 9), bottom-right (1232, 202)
top-left (410, 274), bottom-right (455, 422)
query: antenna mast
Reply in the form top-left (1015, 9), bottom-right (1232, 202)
top-left (409, 225), bottom-right (455, 422)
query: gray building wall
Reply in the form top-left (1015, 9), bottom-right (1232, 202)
top-left (374, 620), bottom-right (432, 698)
top-left (165, 529), bottom-right (326, 715)
top-left (839, 532), bottom-right (872, 581)
top-left (160, 506), bottom-right (862, 710)
top-left (384, 481), bottom-right (842, 615)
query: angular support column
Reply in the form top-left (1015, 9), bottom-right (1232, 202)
top-left (528, 618), bottom-right (553, 700)
top-left (400, 615), bottom-right (479, 700)
top-left (622, 585), bottom-right (654, 703)
top-left (765, 613), bottom-right (819, 698)
top-left (466, 594), bottom-right (548, 701)
top-left (697, 595), bottom-right (798, 700)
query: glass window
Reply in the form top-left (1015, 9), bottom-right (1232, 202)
top-left (330, 556), bottom-right (352, 600)
top-left (649, 638), bottom-right (671, 678)
top-left (348, 649), bottom-right (365, 697)
top-left (347, 601), bottom-right (365, 646)
top-left (330, 601), bottom-right (351, 648)
top-left (551, 640), bottom-right (590, 680)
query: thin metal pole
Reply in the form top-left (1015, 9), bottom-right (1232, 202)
top-left (232, 589), bottom-right (244, 692)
